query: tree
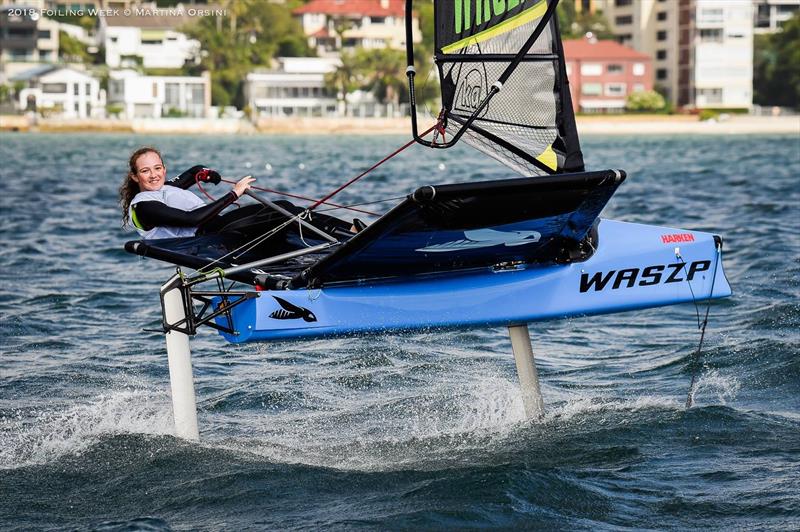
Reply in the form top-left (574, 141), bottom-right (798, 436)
top-left (59, 31), bottom-right (92, 63)
top-left (183, 0), bottom-right (312, 107)
top-left (754, 12), bottom-right (800, 108)
top-left (557, 3), bottom-right (615, 40)
top-left (324, 50), bottom-right (363, 114)
top-left (626, 90), bottom-right (666, 112)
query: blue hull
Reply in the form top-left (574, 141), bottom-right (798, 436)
top-left (216, 219), bottom-right (731, 343)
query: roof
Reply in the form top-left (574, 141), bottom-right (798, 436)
top-left (563, 38), bottom-right (651, 61)
top-left (293, 0), bottom-right (405, 18)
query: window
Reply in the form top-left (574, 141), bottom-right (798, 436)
top-left (605, 83), bottom-right (626, 96)
top-left (656, 68), bottom-right (668, 80)
top-left (615, 0), bottom-right (632, 5)
top-left (699, 8), bottom-right (724, 24)
top-left (38, 30), bottom-right (51, 39)
top-left (42, 83), bottom-right (67, 94)
top-left (656, 49), bottom-right (667, 60)
top-left (142, 39), bottom-right (162, 45)
top-left (165, 83), bottom-right (180, 106)
top-left (617, 34), bottom-right (632, 43)
top-left (581, 83), bottom-right (602, 95)
top-left (607, 64), bottom-right (624, 74)
top-left (697, 87), bottom-right (722, 104)
top-left (633, 63), bottom-right (645, 76)
top-left (74, 84), bottom-right (80, 95)
top-left (616, 15), bottom-right (633, 25)
top-left (85, 83), bottom-right (91, 96)
top-left (8, 28), bottom-right (34, 37)
top-left (657, 11), bottom-right (667, 21)
top-left (110, 36), bottom-right (118, 43)
top-left (580, 63), bottom-right (603, 76)
top-left (657, 30), bottom-right (667, 41)
top-left (700, 28), bottom-right (723, 43)
top-left (370, 16), bottom-right (386, 23)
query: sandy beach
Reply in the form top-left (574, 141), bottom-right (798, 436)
top-left (1, 113), bottom-right (797, 135)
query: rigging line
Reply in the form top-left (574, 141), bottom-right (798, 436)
top-left (314, 195), bottom-right (407, 214)
top-left (195, 216), bottom-right (298, 274)
top-left (308, 123), bottom-right (439, 212)
top-left (219, 178), bottom-right (379, 216)
top-left (679, 243), bottom-right (722, 409)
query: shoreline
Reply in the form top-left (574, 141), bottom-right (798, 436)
top-left (1, 114), bottom-right (797, 136)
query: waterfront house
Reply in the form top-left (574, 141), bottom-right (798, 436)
top-left (245, 57), bottom-right (340, 118)
top-left (292, 0), bottom-right (421, 56)
top-left (12, 65), bottom-right (104, 118)
top-left (108, 70), bottom-right (211, 119)
top-left (563, 36), bottom-right (653, 113)
top-left (99, 9), bottom-right (199, 69)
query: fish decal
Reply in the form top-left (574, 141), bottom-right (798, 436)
top-left (416, 229), bottom-right (542, 252)
top-left (269, 296), bottom-right (317, 322)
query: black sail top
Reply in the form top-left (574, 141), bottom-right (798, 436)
top-left (434, 0), bottom-right (584, 175)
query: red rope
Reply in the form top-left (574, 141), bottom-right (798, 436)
top-left (195, 122), bottom-right (440, 217)
top-left (219, 179), bottom-right (379, 216)
top-left (308, 123), bottom-right (438, 211)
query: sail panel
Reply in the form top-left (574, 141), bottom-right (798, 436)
top-left (434, 0), bottom-right (584, 176)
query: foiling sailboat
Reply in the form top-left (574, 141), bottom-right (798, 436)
top-left (126, 0), bottom-right (731, 439)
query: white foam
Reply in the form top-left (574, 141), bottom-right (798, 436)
top-left (0, 388), bottom-right (174, 469)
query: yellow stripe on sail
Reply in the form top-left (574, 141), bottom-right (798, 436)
top-left (441, 0), bottom-right (548, 54)
top-left (536, 144), bottom-right (557, 171)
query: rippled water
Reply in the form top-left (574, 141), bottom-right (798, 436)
top-left (1, 132), bottom-right (798, 530)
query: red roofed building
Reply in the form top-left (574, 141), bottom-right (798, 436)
top-left (292, 0), bottom-right (421, 55)
top-left (563, 36), bottom-right (653, 113)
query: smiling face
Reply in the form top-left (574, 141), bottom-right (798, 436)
top-left (131, 150), bottom-right (166, 192)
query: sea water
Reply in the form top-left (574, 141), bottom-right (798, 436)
top-left (1, 133), bottom-right (798, 530)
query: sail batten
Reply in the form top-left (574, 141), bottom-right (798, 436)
top-left (434, 0), bottom-right (584, 176)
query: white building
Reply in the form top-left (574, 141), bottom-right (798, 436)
top-left (13, 65), bottom-right (104, 118)
top-left (245, 57), bottom-right (340, 118)
top-left (595, 0), bottom-right (753, 109)
top-left (754, 0), bottom-right (800, 33)
top-left (107, 70), bottom-right (211, 119)
top-left (691, 1), bottom-right (753, 109)
top-left (292, 0), bottom-right (421, 55)
top-left (99, 10), bottom-right (199, 69)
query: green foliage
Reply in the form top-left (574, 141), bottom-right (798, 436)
top-left (625, 90), bottom-right (666, 112)
top-left (59, 31), bottom-right (92, 63)
top-left (182, 0), bottom-right (312, 107)
top-left (0, 84), bottom-right (10, 102)
top-left (163, 107), bottom-right (187, 118)
top-left (106, 103), bottom-right (123, 117)
top-left (754, 12), bottom-right (800, 108)
top-left (557, 3), bottom-right (615, 40)
top-left (698, 109), bottom-right (720, 121)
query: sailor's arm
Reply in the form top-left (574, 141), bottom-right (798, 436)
top-left (133, 177), bottom-right (256, 230)
top-left (166, 165), bottom-right (222, 190)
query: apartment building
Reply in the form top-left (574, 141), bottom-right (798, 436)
top-left (0, 6), bottom-right (59, 64)
top-left (563, 36), bottom-right (653, 113)
top-left (596, 0), bottom-right (753, 110)
top-left (292, 0), bottom-right (421, 56)
top-left (754, 0), bottom-right (800, 33)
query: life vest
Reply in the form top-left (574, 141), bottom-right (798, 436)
top-left (130, 186), bottom-right (206, 240)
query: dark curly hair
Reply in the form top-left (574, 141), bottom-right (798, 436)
top-left (119, 146), bottom-right (163, 227)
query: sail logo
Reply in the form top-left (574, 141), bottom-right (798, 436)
top-left (416, 228), bottom-right (541, 252)
top-left (456, 68), bottom-right (486, 112)
top-left (454, 0), bottom-right (528, 34)
top-left (579, 260), bottom-right (711, 293)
